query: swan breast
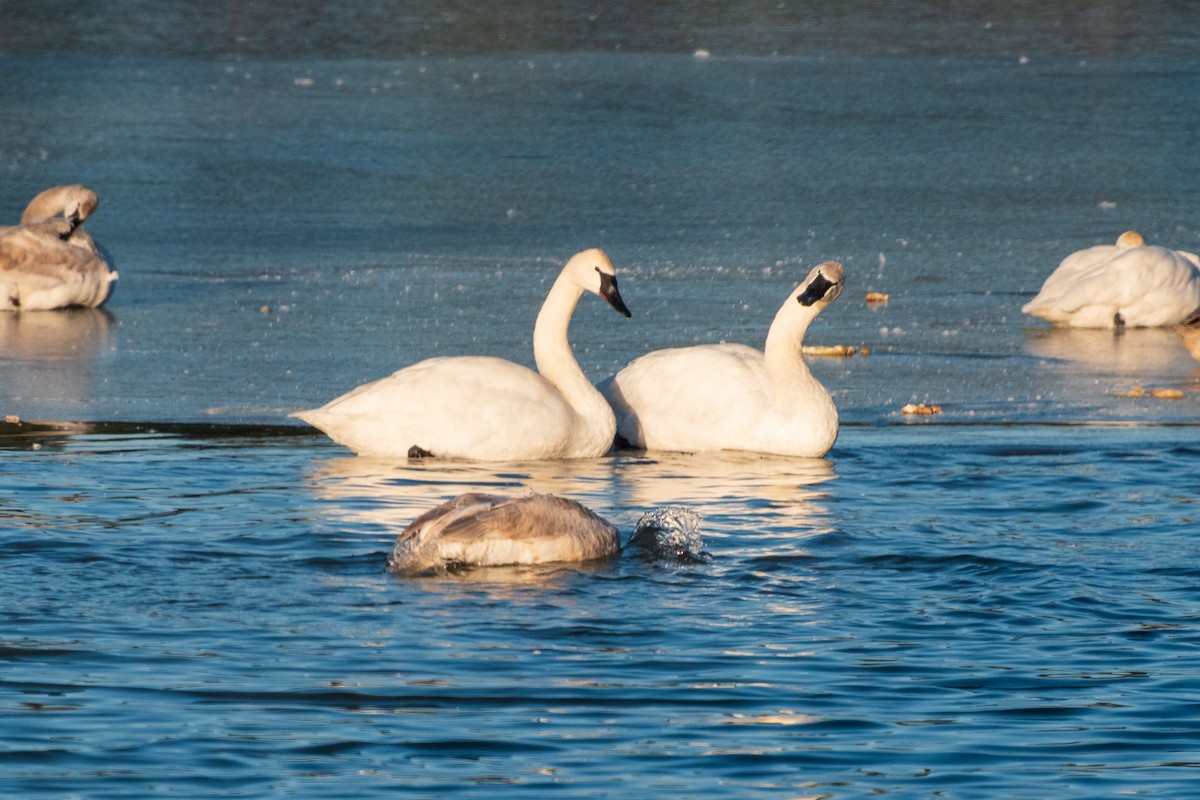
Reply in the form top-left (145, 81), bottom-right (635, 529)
top-left (604, 343), bottom-right (773, 446)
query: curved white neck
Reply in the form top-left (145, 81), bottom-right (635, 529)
top-left (533, 273), bottom-right (609, 420)
top-left (763, 303), bottom-right (822, 388)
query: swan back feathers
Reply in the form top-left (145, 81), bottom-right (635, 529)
top-left (388, 493), bottom-right (621, 573)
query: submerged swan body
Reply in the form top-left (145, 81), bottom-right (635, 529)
top-left (387, 493), bottom-right (705, 574)
top-left (0, 185), bottom-right (118, 310)
top-left (387, 493), bottom-right (622, 573)
top-left (600, 261), bottom-right (845, 457)
top-left (294, 248), bottom-right (631, 460)
top-left (1023, 231), bottom-right (1200, 328)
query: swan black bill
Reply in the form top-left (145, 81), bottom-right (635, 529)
top-left (599, 272), bottom-right (632, 317)
top-left (797, 271), bottom-right (841, 307)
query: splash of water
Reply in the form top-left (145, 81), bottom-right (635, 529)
top-left (626, 506), bottom-right (707, 562)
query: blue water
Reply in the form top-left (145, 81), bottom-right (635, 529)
top-left (4, 2), bottom-right (1200, 797)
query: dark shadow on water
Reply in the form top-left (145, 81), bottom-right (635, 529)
top-left (0, 418), bottom-right (318, 450)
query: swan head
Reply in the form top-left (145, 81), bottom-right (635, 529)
top-left (795, 261), bottom-right (846, 308)
top-left (566, 247), bottom-right (632, 317)
top-left (1116, 230), bottom-right (1145, 248)
top-left (21, 185), bottom-right (100, 226)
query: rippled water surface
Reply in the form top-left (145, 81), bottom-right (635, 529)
top-left (4, 2), bottom-right (1200, 797)
top-left (4, 424), bottom-right (1200, 798)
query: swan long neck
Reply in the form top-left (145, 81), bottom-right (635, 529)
top-left (21, 185), bottom-right (97, 225)
top-left (763, 304), bottom-right (820, 386)
top-left (533, 272), bottom-right (604, 413)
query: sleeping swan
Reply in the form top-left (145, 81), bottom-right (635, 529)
top-left (1022, 231), bottom-right (1200, 328)
top-left (293, 248), bottom-right (632, 460)
top-left (600, 261), bottom-right (845, 457)
top-left (0, 185), bottom-right (117, 310)
top-left (387, 492), bottom-right (704, 574)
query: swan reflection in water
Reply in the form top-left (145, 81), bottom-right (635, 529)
top-left (1024, 326), bottom-right (1196, 375)
top-left (305, 453), bottom-right (625, 531)
top-left (1175, 310), bottom-right (1200, 365)
top-left (608, 449), bottom-right (837, 556)
top-left (0, 309), bottom-right (114, 416)
top-left (306, 455), bottom-right (705, 575)
top-left (306, 448), bottom-right (836, 575)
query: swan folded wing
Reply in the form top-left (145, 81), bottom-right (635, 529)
top-left (1024, 246), bottom-right (1200, 326)
top-left (388, 493), bottom-right (506, 573)
top-left (295, 356), bottom-right (580, 459)
top-left (0, 228), bottom-right (114, 309)
top-left (395, 493), bottom-right (620, 568)
top-left (606, 344), bottom-right (771, 450)
top-left (1023, 245), bottom-right (1124, 317)
top-left (403, 492), bottom-right (505, 537)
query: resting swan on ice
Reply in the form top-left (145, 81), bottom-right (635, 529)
top-left (0, 185), bottom-right (118, 310)
top-left (1022, 231), bottom-right (1200, 328)
top-left (600, 261), bottom-right (845, 458)
top-left (387, 492), bottom-right (703, 574)
top-left (294, 248), bottom-right (632, 460)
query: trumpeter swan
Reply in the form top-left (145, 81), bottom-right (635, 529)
top-left (1023, 231), bottom-right (1200, 328)
top-left (294, 248), bottom-right (632, 460)
top-left (600, 261), bottom-right (845, 457)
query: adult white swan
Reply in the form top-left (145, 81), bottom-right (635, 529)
top-left (293, 248), bottom-right (632, 460)
top-left (1022, 231), bottom-right (1200, 328)
top-left (0, 185), bottom-right (117, 310)
top-left (600, 261), bottom-right (845, 457)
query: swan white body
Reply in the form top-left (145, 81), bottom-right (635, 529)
top-left (294, 248), bottom-right (631, 460)
top-left (0, 185), bottom-right (117, 311)
top-left (1023, 231), bottom-right (1200, 328)
top-left (601, 261), bottom-right (845, 457)
top-left (387, 492), bottom-right (621, 573)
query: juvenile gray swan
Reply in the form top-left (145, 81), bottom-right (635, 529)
top-left (0, 185), bottom-right (117, 310)
top-left (387, 492), bottom-right (703, 575)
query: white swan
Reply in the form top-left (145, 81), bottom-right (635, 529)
top-left (293, 248), bottom-right (632, 460)
top-left (1022, 231), bottom-right (1200, 328)
top-left (600, 261), bottom-right (845, 457)
top-left (387, 493), bottom-right (622, 573)
top-left (0, 185), bottom-right (117, 311)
